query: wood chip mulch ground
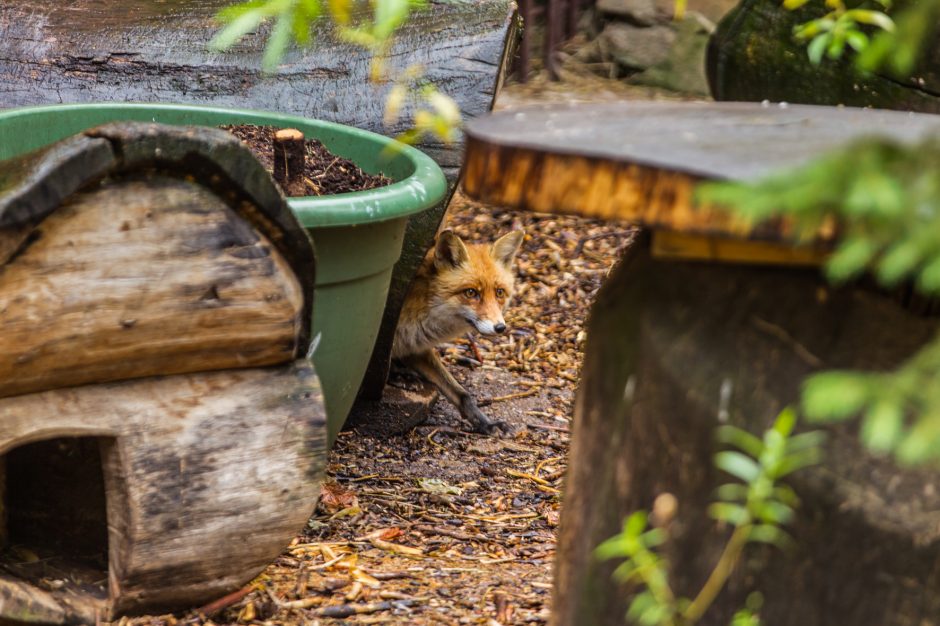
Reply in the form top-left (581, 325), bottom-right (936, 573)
top-left (129, 193), bottom-right (633, 626)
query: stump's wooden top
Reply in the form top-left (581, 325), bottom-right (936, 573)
top-left (462, 102), bottom-right (940, 240)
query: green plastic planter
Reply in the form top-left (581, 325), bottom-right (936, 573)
top-left (0, 103), bottom-right (447, 443)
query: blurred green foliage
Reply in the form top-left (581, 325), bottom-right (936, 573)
top-left (597, 410), bottom-right (822, 626)
top-left (210, 0), bottom-right (462, 145)
top-left (700, 137), bottom-right (940, 465)
top-left (786, 0), bottom-right (939, 75)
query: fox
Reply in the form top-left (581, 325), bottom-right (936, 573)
top-left (392, 228), bottom-right (525, 434)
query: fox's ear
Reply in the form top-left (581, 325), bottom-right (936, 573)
top-left (435, 229), bottom-right (470, 269)
top-left (490, 230), bottom-right (524, 267)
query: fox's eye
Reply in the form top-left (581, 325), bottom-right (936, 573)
top-left (464, 288), bottom-right (479, 299)
top-left (496, 288), bottom-right (506, 298)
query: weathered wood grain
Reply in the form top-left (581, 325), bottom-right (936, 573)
top-left (552, 235), bottom-right (940, 626)
top-left (0, 123), bottom-right (318, 347)
top-left (463, 102), bottom-right (940, 241)
top-left (0, 361), bottom-right (326, 619)
top-left (0, 0), bottom-right (518, 181)
top-left (0, 175), bottom-right (304, 399)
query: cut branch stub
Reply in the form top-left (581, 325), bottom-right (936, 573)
top-left (273, 128), bottom-right (307, 197)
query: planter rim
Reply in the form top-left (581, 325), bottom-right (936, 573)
top-left (0, 102), bottom-right (448, 229)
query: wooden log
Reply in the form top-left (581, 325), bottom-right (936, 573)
top-left (552, 234), bottom-right (940, 626)
top-left (0, 175), bottom-right (303, 399)
top-left (0, 360), bottom-right (326, 619)
top-left (708, 0), bottom-right (940, 111)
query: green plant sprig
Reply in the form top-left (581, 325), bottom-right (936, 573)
top-left (787, 0), bottom-right (895, 65)
top-left (596, 410), bottom-right (822, 626)
top-left (210, 0), bottom-right (462, 145)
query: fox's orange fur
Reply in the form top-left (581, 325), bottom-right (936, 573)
top-left (392, 229), bottom-right (524, 434)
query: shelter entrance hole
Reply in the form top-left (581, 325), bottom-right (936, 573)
top-left (1, 436), bottom-right (113, 598)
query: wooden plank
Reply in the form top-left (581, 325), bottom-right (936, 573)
top-left (463, 102), bottom-right (940, 240)
top-left (0, 361), bottom-right (326, 619)
top-left (0, 0), bottom-right (518, 181)
top-left (651, 230), bottom-right (828, 266)
top-left (0, 175), bottom-right (304, 399)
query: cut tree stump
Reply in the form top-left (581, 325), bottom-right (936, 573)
top-left (553, 236), bottom-right (940, 626)
top-left (0, 122), bottom-right (325, 623)
top-left (462, 101), bottom-right (940, 626)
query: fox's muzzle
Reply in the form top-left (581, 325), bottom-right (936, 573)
top-left (470, 317), bottom-right (506, 335)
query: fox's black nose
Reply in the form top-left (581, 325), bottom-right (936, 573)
top-left (494, 323), bottom-right (507, 334)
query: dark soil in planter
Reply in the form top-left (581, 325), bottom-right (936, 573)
top-left (221, 124), bottom-right (392, 196)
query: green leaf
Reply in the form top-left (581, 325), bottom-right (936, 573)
top-left (772, 407), bottom-right (798, 438)
top-left (917, 255), bottom-right (940, 295)
top-left (754, 500), bottom-right (795, 525)
top-left (844, 9), bottom-right (895, 32)
top-left (641, 528), bottom-right (668, 548)
top-left (626, 510), bottom-right (649, 537)
top-left (860, 400), bottom-right (904, 453)
top-left (783, 0), bottom-right (811, 9)
top-left (802, 371), bottom-right (870, 421)
top-left (846, 30), bottom-right (869, 52)
top-left (715, 451), bottom-right (761, 482)
top-left (808, 33), bottom-right (832, 65)
top-left (877, 239), bottom-right (925, 286)
top-left (717, 425), bottom-right (764, 458)
top-left (896, 416), bottom-right (940, 465)
top-left (715, 483), bottom-right (750, 503)
top-left (785, 430), bottom-right (827, 454)
top-left (216, 0), bottom-right (269, 23)
top-left (773, 484), bottom-right (800, 508)
top-left (374, 0), bottom-right (412, 40)
top-left (708, 502), bottom-right (750, 526)
top-left (262, 11), bottom-right (295, 71)
top-left (825, 237), bottom-right (878, 284)
top-left (595, 535), bottom-right (631, 561)
top-left (209, 7), bottom-right (267, 51)
top-left (775, 448), bottom-right (823, 477)
top-left (627, 591), bottom-right (658, 622)
top-left (827, 29), bottom-right (847, 60)
top-left (291, 4), bottom-right (318, 46)
top-left (747, 524), bottom-right (792, 547)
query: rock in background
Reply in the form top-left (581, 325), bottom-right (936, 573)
top-left (576, 0), bottom-right (738, 95)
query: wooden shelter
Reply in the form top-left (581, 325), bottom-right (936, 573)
top-left (0, 122), bottom-right (325, 623)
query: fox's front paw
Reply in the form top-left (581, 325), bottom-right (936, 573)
top-left (460, 397), bottom-right (510, 436)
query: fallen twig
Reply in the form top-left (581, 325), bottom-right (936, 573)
top-left (308, 599), bottom-right (421, 618)
top-left (478, 387), bottom-right (540, 406)
top-left (194, 584), bottom-right (255, 616)
top-left (526, 422), bottom-right (570, 434)
top-left (415, 524), bottom-right (480, 541)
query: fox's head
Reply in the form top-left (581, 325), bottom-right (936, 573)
top-left (431, 229), bottom-right (525, 336)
